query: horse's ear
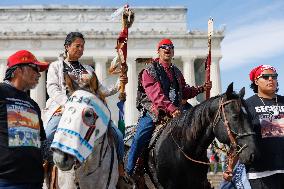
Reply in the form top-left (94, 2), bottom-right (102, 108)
top-left (64, 73), bottom-right (75, 94)
top-left (89, 72), bottom-right (99, 93)
top-left (89, 73), bottom-right (106, 103)
top-left (225, 82), bottom-right (234, 99)
top-left (239, 87), bottom-right (245, 98)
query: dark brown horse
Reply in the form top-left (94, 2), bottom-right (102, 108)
top-left (136, 83), bottom-right (258, 189)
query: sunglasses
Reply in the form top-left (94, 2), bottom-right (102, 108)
top-left (259, 73), bottom-right (278, 80)
top-left (159, 44), bottom-right (174, 50)
top-left (25, 64), bottom-right (40, 73)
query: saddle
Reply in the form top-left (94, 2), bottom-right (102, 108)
top-left (149, 116), bottom-right (171, 149)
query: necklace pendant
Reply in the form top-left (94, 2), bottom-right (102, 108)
top-left (259, 96), bottom-right (280, 116)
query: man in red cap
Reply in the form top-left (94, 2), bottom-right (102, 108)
top-left (245, 65), bottom-right (284, 188)
top-left (126, 38), bottom-right (212, 176)
top-left (0, 50), bottom-right (48, 188)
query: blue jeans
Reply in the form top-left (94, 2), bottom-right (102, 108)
top-left (220, 162), bottom-right (251, 189)
top-left (221, 153), bottom-right (227, 172)
top-left (45, 114), bottom-right (124, 163)
top-left (109, 121), bottom-right (124, 163)
top-left (45, 113), bottom-right (61, 140)
top-left (0, 182), bottom-right (42, 189)
top-left (126, 113), bottom-right (154, 175)
top-left (42, 114), bottom-right (62, 163)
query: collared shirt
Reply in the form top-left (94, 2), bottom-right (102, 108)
top-left (141, 60), bottom-right (202, 115)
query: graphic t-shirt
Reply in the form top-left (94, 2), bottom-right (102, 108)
top-left (254, 99), bottom-right (284, 138)
top-left (246, 94), bottom-right (284, 176)
top-left (0, 83), bottom-right (46, 183)
top-left (7, 100), bottom-right (41, 148)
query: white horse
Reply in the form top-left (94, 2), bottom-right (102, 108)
top-left (50, 90), bottom-right (119, 189)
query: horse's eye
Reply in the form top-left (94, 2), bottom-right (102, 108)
top-left (85, 110), bottom-right (92, 118)
top-left (82, 108), bottom-right (98, 126)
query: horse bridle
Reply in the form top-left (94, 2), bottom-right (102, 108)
top-left (212, 97), bottom-right (255, 155)
top-left (171, 97), bottom-right (256, 167)
top-left (212, 97), bottom-right (256, 181)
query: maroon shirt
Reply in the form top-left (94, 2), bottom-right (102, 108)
top-left (141, 60), bottom-right (202, 115)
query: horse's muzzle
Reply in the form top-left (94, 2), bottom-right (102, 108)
top-left (53, 150), bottom-right (74, 171)
top-left (239, 149), bottom-right (257, 165)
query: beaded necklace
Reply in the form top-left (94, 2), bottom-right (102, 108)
top-left (258, 95), bottom-right (279, 116)
top-left (65, 60), bottom-right (84, 81)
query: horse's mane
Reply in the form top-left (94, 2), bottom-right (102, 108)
top-left (168, 95), bottom-right (221, 142)
top-left (167, 91), bottom-right (243, 149)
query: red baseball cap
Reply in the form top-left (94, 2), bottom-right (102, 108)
top-left (157, 38), bottom-right (173, 50)
top-left (7, 50), bottom-right (49, 72)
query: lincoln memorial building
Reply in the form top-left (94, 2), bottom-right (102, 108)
top-left (0, 6), bottom-right (224, 127)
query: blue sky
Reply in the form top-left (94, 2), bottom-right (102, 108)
top-left (1, 0), bottom-right (283, 98)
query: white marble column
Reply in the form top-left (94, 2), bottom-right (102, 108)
top-left (181, 56), bottom-right (199, 106)
top-left (0, 59), bottom-right (7, 82)
top-left (125, 57), bottom-right (138, 127)
top-left (30, 70), bottom-right (46, 109)
top-left (210, 57), bottom-right (222, 97)
top-left (93, 57), bottom-right (108, 82)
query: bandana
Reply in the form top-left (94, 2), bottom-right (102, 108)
top-left (157, 38), bottom-right (173, 50)
top-left (249, 65), bottom-right (277, 81)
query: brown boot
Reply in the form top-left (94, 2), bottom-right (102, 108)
top-left (117, 174), bottom-right (134, 189)
top-left (131, 158), bottom-right (147, 189)
top-left (117, 163), bottom-right (134, 189)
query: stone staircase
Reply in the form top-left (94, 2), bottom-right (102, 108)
top-left (207, 172), bottom-right (223, 189)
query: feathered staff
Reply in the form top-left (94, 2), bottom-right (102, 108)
top-left (205, 18), bottom-right (213, 99)
top-left (109, 5), bottom-right (134, 135)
